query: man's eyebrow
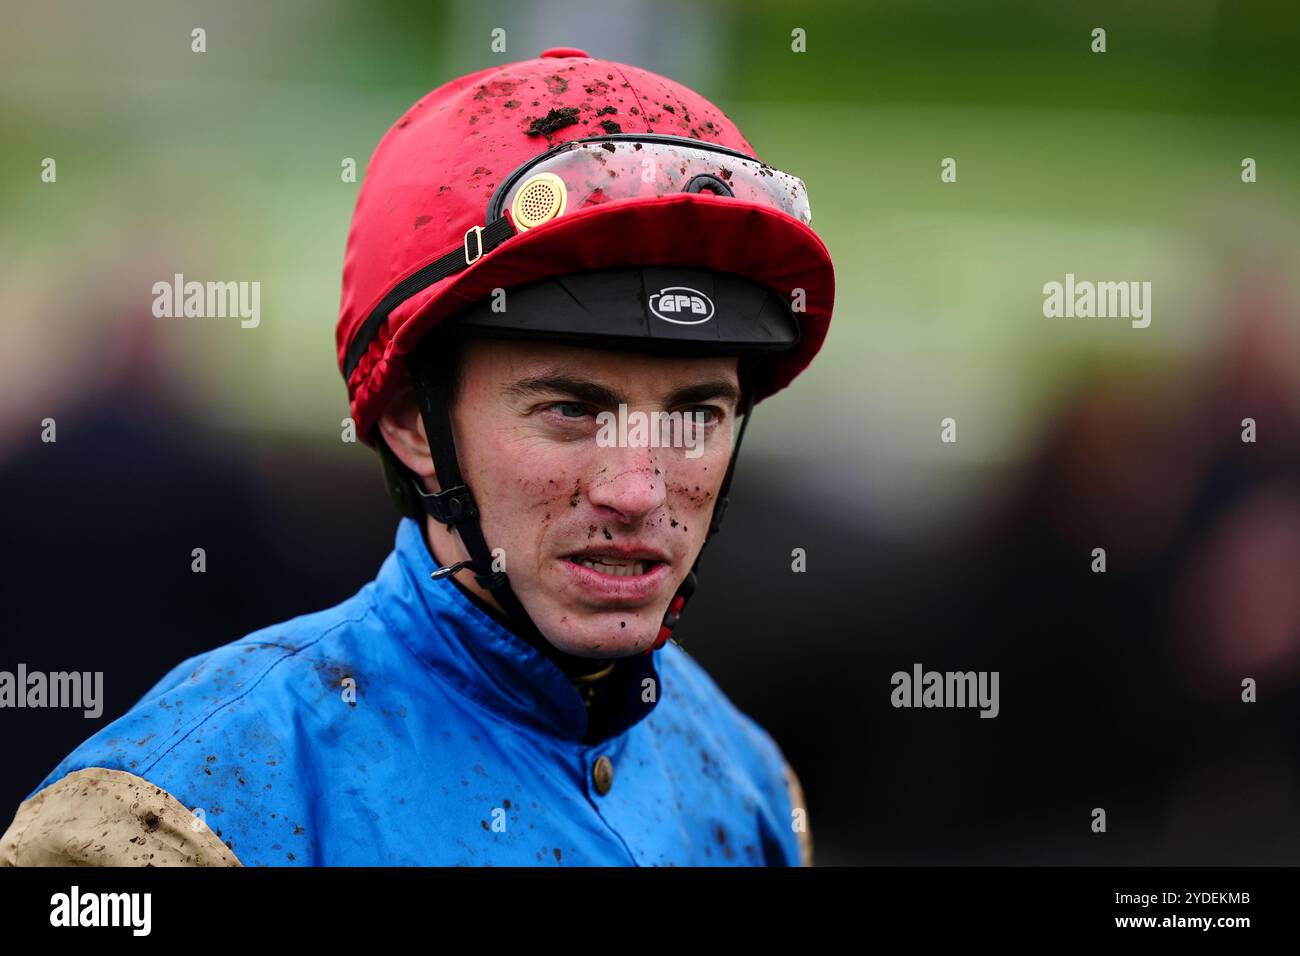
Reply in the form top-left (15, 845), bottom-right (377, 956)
top-left (506, 375), bottom-right (625, 407)
top-left (505, 374), bottom-right (741, 408)
top-left (664, 380), bottom-right (741, 408)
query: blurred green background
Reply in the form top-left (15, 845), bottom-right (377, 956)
top-left (3, 0), bottom-right (1296, 524)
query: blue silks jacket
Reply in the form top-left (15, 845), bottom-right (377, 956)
top-left (22, 518), bottom-right (804, 866)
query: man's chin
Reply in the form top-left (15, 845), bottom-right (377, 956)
top-left (539, 608), bottom-right (661, 659)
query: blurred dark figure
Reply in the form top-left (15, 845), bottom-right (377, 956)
top-left (0, 306), bottom-right (394, 818)
top-left (690, 285), bottom-right (1300, 864)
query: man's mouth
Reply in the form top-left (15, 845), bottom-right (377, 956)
top-left (560, 547), bottom-right (673, 600)
top-left (568, 555), bottom-right (659, 577)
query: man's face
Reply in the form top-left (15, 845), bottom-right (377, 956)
top-left (437, 338), bottom-right (741, 658)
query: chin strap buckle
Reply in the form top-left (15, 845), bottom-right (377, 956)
top-left (415, 482), bottom-right (479, 526)
top-left (430, 560), bottom-right (473, 581)
top-left (472, 568), bottom-right (509, 592)
top-left (430, 559), bottom-right (506, 594)
top-left (648, 570), bottom-right (697, 653)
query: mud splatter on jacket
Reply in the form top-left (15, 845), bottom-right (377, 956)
top-left (3, 519), bottom-right (810, 866)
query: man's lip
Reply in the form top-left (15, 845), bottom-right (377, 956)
top-left (562, 546), bottom-right (672, 564)
top-left (560, 556), bottom-right (673, 602)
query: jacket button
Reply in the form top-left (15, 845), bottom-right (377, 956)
top-left (592, 755), bottom-right (614, 795)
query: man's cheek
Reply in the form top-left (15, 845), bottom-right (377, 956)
top-left (658, 474), bottom-right (718, 548)
top-left (508, 469), bottom-right (582, 508)
top-left (666, 452), bottom-right (727, 513)
top-left (474, 431), bottom-right (574, 512)
top-left (503, 463), bottom-right (590, 572)
top-left (668, 482), bottom-right (716, 514)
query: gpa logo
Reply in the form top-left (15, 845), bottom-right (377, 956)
top-left (649, 287), bottom-right (714, 325)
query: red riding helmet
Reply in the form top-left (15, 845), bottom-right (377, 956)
top-left (336, 47), bottom-right (834, 440)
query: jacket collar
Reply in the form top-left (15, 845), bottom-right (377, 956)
top-left (371, 518), bottom-right (662, 743)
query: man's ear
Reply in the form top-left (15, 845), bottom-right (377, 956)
top-left (376, 371), bottom-right (440, 488)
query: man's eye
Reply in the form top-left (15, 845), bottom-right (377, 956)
top-left (685, 406), bottom-right (721, 425)
top-left (547, 402), bottom-right (592, 419)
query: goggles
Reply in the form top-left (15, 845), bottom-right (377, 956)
top-left (344, 135), bottom-right (811, 381)
top-left (488, 134), bottom-right (812, 230)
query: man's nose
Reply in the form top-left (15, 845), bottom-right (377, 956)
top-left (586, 446), bottom-right (668, 524)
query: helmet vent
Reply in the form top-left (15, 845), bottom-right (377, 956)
top-left (511, 172), bottom-right (567, 230)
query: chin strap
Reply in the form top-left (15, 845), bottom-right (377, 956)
top-left (647, 387), bottom-right (755, 653)
top-left (344, 218), bottom-right (514, 382)
top-left (407, 337), bottom-right (595, 677)
top-left (408, 333), bottom-right (756, 663)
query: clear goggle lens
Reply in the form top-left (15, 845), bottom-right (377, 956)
top-left (491, 136), bottom-right (812, 231)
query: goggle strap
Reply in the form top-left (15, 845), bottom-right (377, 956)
top-left (344, 215), bottom-right (514, 380)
